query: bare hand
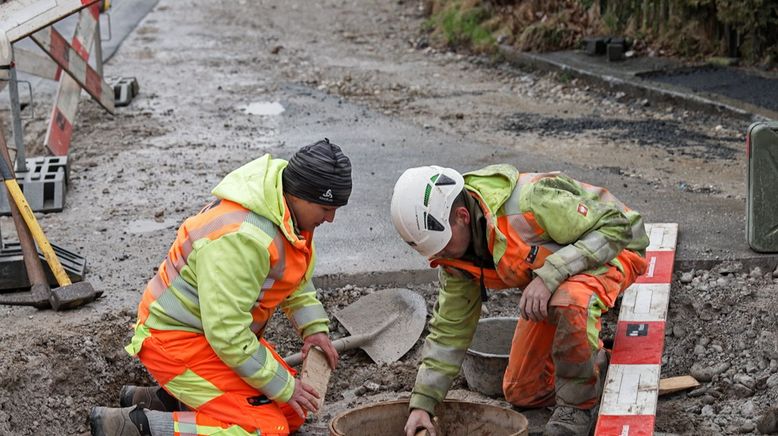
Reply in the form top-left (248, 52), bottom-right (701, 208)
top-left (519, 276), bottom-right (552, 322)
top-left (404, 409), bottom-right (436, 436)
top-left (287, 378), bottom-right (320, 419)
top-left (301, 332), bottom-right (339, 369)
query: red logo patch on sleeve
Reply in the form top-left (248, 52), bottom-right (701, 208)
top-left (577, 203), bottom-right (588, 216)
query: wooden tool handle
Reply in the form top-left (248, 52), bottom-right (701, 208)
top-left (0, 127), bottom-right (49, 289)
top-left (300, 347), bottom-right (332, 415)
top-left (0, 147), bottom-right (70, 287)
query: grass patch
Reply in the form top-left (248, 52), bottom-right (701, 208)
top-left (433, 4), bottom-right (495, 51)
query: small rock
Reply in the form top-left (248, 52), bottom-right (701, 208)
top-left (737, 421), bottom-right (755, 433)
top-left (711, 344), bottom-right (724, 353)
top-left (680, 272), bottom-right (694, 283)
top-left (701, 405), bottom-right (716, 416)
top-left (715, 277), bottom-right (729, 287)
top-left (363, 381), bottom-right (381, 392)
top-left (768, 373), bottom-right (778, 388)
top-left (749, 267), bottom-right (763, 279)
top-left (731, 383), bottom-right (753, 398)
top-left (673, 325), bottom-right (687, 337)
top-left (687, 386), bottom-right (708, 397)
top-left (757, 408), bottom-right (778, 434)
top-left (701, 394), bottom-right (716, 404)
top-left (694, 345), bottom-right (706, 355)
top-left (741, 400), bottom-right (756, 417)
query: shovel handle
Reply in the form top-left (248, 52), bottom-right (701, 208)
top-left (284, 333), bottom-right (371, 366)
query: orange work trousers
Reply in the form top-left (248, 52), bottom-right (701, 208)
top-left (138, 329), bottom-right (304, 435)
top-left (503, 250), bottom-right (647, 410)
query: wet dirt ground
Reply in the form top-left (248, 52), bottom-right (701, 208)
top-left (0, 0), bottom-right (774, 434)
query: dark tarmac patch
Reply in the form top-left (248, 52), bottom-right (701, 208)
top-left (643, 66), bottom-right (778, 114)
top-left (503, 112), bottom-right (740, 160)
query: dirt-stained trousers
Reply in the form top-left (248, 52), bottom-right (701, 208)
top-left (503, 250), bottom-right (647, 410)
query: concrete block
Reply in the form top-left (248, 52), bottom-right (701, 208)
top-left (0, 156), bottom-right (68, 214)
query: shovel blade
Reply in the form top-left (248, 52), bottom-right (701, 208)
top-left (335, 288), bottom-right (427, 364)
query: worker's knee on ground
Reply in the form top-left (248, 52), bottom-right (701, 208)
top-left (502, 379), bottom-right (555, 408)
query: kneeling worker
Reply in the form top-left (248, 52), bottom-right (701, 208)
top-left (391, 165), bottom-right (649, 436)
top-left (91, 139), bottom-right (352, 436)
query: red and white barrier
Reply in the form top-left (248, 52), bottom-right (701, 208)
top-left (44, 3), bottom-right (101, 156)
top-left (31, 24), bottom-right (114, 114)
top-left (595, 223), bottom-right (678, 436)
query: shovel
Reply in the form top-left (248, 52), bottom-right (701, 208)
top-left (285, 288), bottom-right (427, 366)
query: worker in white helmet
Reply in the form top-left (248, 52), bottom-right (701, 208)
top-left (391, 164), bottom-right (649, 436)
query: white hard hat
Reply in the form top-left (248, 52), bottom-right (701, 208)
top-left (390, 166), bottom-right (465, 257)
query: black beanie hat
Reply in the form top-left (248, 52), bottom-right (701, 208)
top-left (282, 138), bottom-right (352, 206)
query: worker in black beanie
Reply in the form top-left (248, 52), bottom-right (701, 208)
top-left (283, 138), bottom-right (352, 207)
top-left (93, 139), bottom-right (352, 436)
top-left (282, 138), bottom-right (352, 231)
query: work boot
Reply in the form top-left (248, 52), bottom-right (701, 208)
top-left (120, 385), bottom-right (181, 411)
top-left (90, 405), bottom-right (150, 436)
top-left (544, 406), bottom-right (593, 436)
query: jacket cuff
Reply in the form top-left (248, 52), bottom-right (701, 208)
top-left (534, 261), bottom-right (564, 293)
top-left (409, 393), bottom-right (438, 416)
top-left (301, 322), bottom-right (329, 339)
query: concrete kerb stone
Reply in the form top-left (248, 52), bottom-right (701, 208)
top-left (497, 45), bottom-right (777, 122)
top-left (313, 257), bottom-right (778, 290)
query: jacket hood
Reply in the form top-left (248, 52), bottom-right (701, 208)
top-left (463, 164), bottom-right (519, 214)
top-left (212, 154), bottom-right (300, 244)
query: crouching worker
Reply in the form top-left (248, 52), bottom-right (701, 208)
top-left (90, 139), bottom-right (352, 436)
top-left (391, 165), bottom-right (649, 436)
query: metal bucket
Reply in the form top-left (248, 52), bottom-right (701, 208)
top-left (329, 399), bottom-right (528, 436)
top-left (462, 317), bottom-right (518, 397)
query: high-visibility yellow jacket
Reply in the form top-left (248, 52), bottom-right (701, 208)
top-left (126, 155), bottom-right (329, 403)
top-left (409, 164), bottom-right (649, 414)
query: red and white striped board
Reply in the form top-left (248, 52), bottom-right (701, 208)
top-left (595, 223), bottom-right (678, 436)
top-left (1, 0), bottom-right (99, 43)
top-left (30, 24), bottom-right (115, 114)
top-left (44, 3), bottom-right (100, 156)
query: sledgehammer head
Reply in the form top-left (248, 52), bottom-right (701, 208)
top-left (49, 282), bottom-right (102, 311)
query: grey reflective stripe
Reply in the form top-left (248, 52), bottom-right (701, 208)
top-left (179, 210), bottom-right (251, 261)
top-left (416, 366), bottom-right (453, 393)
top-left (292, 304), bottom-right (327, 329)
top-left (147, 273), bottom-right (166, 298)
top-left (250, 320), bottom-right (267, 335)
top-left (553, 244), bottom-right (590, 274)
top-left (164, 257), bottom-right (180, 282)
top-left (246, 212), bottom-right (277, 236)
top-left (261, 366), bottom-right (291, 399)
top-left (175, 412), bottom-right (197, 436)
top-left (505, 213), bottom-right (564, 254)
top-left (264, 231), bottom-right (287, 289)
top-left (580, 182), bottom-right (627, 210)
top-left (171, 275), bottom-right (199, 305)
top-left (578, 231), bottom-right (619, 265)
top-left (170, 252), bottom-right (187, 272)
top-left (421, 340), bottom-right (466, 367)
top-left (156, 289), bottom-right (203, 330)
top-left (506, 214), bottom-right (544, 244)
top-left (631, 219), bottom-right (647, 243)
top-left (503, 172), bottom-right (560, 215)
top-left (234, 346), bottom-right (269, 378)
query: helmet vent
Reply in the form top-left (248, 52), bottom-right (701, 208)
top-left (424, 212), bottom-right (445, 232)
top-left (434, 174), bottom-right (457, 186)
